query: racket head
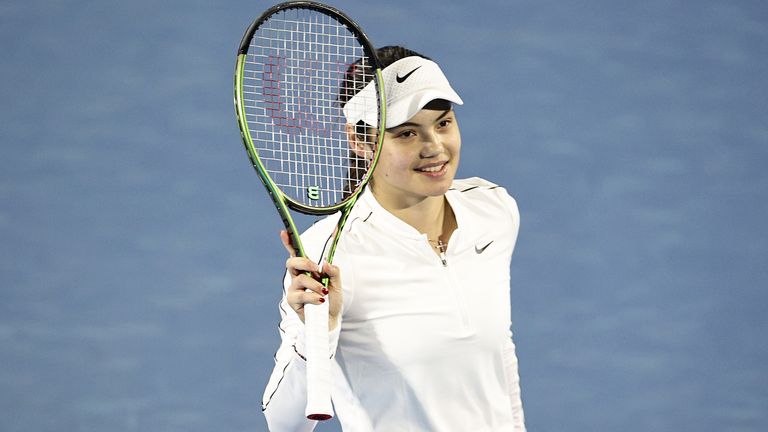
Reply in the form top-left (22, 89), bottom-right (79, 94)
top-left (234, 1), bottom-right (385, 216)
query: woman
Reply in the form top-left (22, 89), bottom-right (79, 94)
top-left (263, 46), bottom-right (526, 431)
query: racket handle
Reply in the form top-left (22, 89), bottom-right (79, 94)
top-left (304, 294), bottom-right (333, 420)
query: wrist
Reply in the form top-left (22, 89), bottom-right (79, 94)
top-left (328, 316), bottom-right (340, 332)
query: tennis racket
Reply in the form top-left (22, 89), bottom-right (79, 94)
top-left (233, 1), bottom-right (385, 421)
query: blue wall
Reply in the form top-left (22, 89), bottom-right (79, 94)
top-left (1, 1), bottom-right (766, 430)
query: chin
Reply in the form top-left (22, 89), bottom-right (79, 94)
top-left (422, 177), bottom-right (455, 197)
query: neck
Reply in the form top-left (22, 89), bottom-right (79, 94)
top-left (372, 191), bottom-right (456, 243)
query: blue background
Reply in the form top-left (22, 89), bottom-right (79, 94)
top-left (1, 0), bottom-right (767, 431)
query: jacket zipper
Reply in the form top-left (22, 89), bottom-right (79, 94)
top-left (430, 238), bottom-right (471, 332)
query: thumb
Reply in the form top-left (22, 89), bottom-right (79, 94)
top-left (320, 261), bottom-right (341, 290)
top-left (279, 230), bottom-right (297, 258)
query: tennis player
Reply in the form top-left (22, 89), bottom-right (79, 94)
top-left (263, 46), bottom-right (526, 431)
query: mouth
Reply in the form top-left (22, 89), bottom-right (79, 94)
top-left (414, 161), bottom-right (449, 177)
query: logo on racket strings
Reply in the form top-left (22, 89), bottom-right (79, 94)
top-left (307, 186), bottom-right (320, 201)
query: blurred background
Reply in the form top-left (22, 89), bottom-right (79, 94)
top-left (1, 0), bottom-right (766, 431)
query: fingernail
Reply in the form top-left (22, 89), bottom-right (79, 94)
top-left (318, 297), bottom-right (326, 303)
top-left (322, 288), bottom-right (329, 295)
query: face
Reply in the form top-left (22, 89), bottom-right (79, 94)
top-left (368, 103), bottom-right (461, 208)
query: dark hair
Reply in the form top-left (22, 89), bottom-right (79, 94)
top-left (340, 46), bottom-right (431, 197)
top-left (338, 45), bottom-right (431, 108)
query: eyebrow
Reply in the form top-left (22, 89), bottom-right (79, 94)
top-left (387, 109), bottom-right (452, 131)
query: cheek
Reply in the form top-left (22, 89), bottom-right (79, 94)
top-left (450, 132), bottom-right (462, 154)
top-left (372, 151), bottom-right (395, 182)
top-left (378, 148), bottom-right (410, 172)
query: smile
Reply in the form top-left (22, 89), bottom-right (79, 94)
top-left (415, 162), bottom-right (448, 176)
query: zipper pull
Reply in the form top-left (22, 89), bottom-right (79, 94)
top-left (438, 240), bottom-right (448, 267)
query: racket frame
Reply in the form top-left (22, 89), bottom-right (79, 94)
top-left (233, 0), bottom-right (385, 421)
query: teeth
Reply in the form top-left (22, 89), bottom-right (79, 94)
top-left (418, 163), bottom-right (445, 172)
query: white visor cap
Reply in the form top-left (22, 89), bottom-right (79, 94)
top-left (342, 56), bottom-right (463, 129)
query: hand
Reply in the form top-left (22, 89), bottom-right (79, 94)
top-left (280, 230), bottom-right (343, 331)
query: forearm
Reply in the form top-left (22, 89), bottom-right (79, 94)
top-left (263, 354), bottom-right (317, 432)
top-left (262, 294), bottom-right (342, 431)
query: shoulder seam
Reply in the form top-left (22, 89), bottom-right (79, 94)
top-left (449, 184), bottom-right (500, 193)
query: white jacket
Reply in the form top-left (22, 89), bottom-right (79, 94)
top-left (263, 177), bottom-right (526, 431)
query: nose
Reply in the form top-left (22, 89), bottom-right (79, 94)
top-left (419, 130), bottom-right (443, 158)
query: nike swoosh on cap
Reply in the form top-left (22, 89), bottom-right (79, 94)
top-left (475, 240), bottom-right (494, 254)
top-left (396, 66), bottom-right (421, 83)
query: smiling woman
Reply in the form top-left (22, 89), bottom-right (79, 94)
top-left (373, 99), bottom-right (461, 212)
top-left (263, 45), bottom-right (527, 431)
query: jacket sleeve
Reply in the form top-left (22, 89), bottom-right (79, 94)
top-left (262, 271), bottom-right (342, 432)
top-left (503, 336), bottom-right (526, 431)
top-left (498, 184), bottom-right (526, 430)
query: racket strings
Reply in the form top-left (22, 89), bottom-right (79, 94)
top-left (241, 8), bottom-right (378, 209)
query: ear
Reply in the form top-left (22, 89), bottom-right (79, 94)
top-left (346, 123), bottom-right (374, 160)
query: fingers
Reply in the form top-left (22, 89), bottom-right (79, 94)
top-left (279, 230), bottom-right (343, 321)
top-left (286, 274), bottom-right (327, 319)
top-left (286, 262), bottom-right (340, 311)
top-left (285, 256), bottom-right (322, 278)
top-left (291, 273), bottom-right (327, 297)
top-left (288, 286), bottom-right (327, 306)
top-left (286, 263), bottom-right (344, 328)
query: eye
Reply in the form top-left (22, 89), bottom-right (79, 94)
top-left (437, 118), bottom-right (453, 129)
top-left (395, 130), bottom-right (416, 139)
